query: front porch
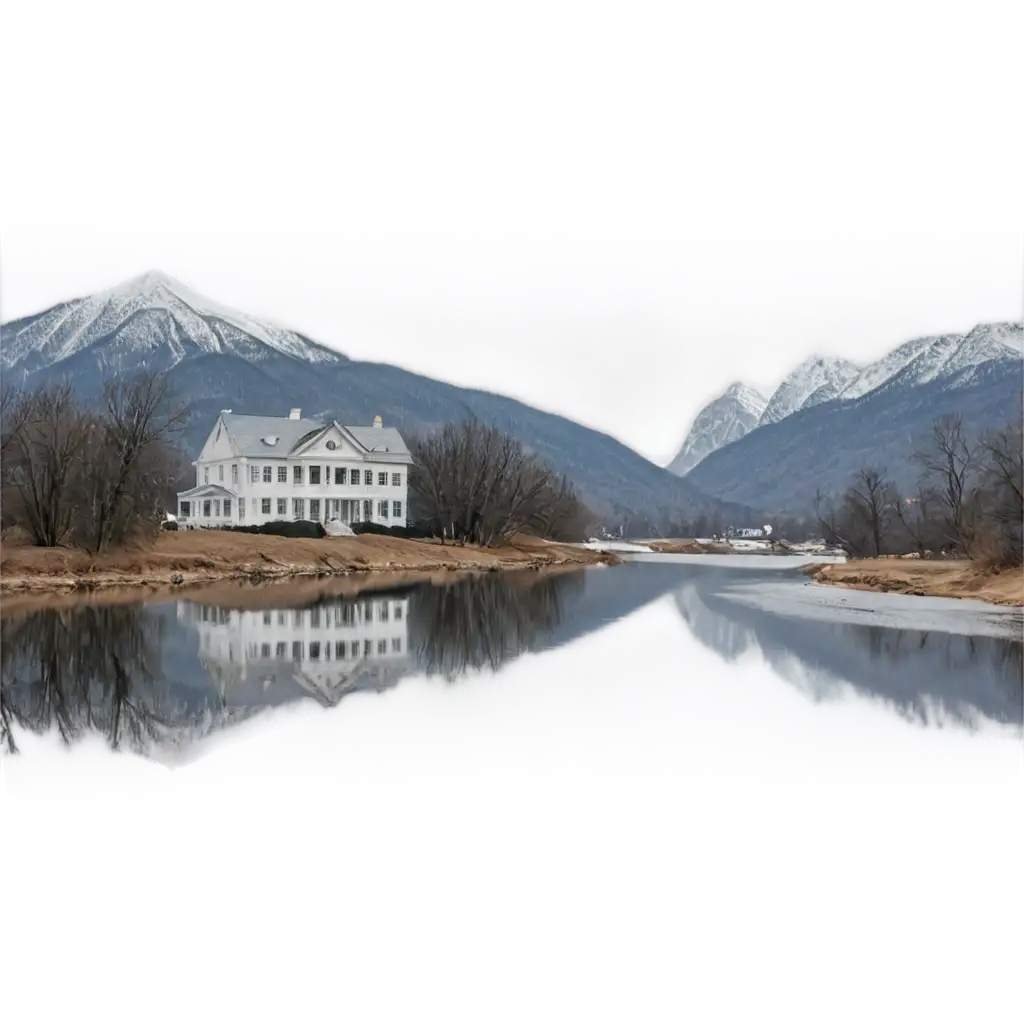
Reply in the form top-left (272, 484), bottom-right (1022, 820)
top-left (176, 484), bottom-right (239, 529)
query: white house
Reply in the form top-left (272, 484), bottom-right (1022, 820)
top-left (176, 409), bottom-right (412, 528)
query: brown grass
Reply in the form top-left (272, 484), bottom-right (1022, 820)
top-left (0, 531), bottom-right (616, 599)
top-left (800, 558), bottom-right (1024, 607)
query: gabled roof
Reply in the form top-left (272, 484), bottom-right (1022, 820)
top-left (177, 484), bottom-right (238, 499)
top-left (220, 413), bottom-right (325, 457)
top-left (215, 413), bottom-right (412, 460)
top-left (343, 424), bottom-right (410, 457)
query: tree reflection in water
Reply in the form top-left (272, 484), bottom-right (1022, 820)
top-left (410, 571), bottom-right (583, 680)
top-left (1, 604), bottom-right (175, 755)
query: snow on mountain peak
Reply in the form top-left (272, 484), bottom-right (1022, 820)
top-left (1, 270), bottom-right (346, 373)
top-left (758, 353), bottom-right (860, 426)
top-left (667, 381), bottom-right (767, 476)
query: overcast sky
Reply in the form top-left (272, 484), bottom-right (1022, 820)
top-left (2, 216), bottom-right (1024, 464)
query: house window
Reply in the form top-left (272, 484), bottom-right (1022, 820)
top-left (262, 498), bottom-right (271, 515)
top-left (204, 468), bottom-right (209, 484)
top-left (377, 639), bottom-right (387, 655)
top-left (309, 499), bottom-right (321, 520)
top-left (232, 464), bottom-right (238, 485)
top-left (239, 500), bottom-right (245, 519)
top-left (309, 466), bottom-right (321, 485)
top-left (378, 501), bottom-right (389, 518)
top-left (311, 608), bottom-right (321, 628)
top-left (180, 501), bottom-right (191, 518)
top-left (363, 499), bottom-right (372, 520)
top-left (219, 465), bottom-right (224, 482)
top-left (293, 498), bottom-right (304, 519)
top-left (335, 641), bottom-right (345, 659)
top-left (335, 467), bottom-right (346, 484)
top-left (392, 473), bottom-right (401, 486)
top-left (250, 465), bottom-right (259, 483)
top-left (364, 640), bottom-right (372, 657)
top-left (275, 642), bottom-right (286, 658)
top-left (277, 498), bottom-right (287, 515)
top-left (203, 500), bottom-right (211, 517)
top-left (223, 499), bottom-right (232, 517)
top-left (293, 465), bottom-right (303, 485)
top-left (364, 470), bottom-right (372, 485)
top-left (351, 471), bottom-right (360, 487)
top-left (392, 501), bottom-right (402, 519)
top-left (261, 643), bottom-right (271, 659)
top-left (378, 472), bottom-right (387, 486)
top-left (292, 642), bottom-right (302, 661)
top-left (277, 466), bottom-right (287, 482)
top-left (263, 612), bottom-right (272, 625)
top-left (392, 638), bottom-right (402, 653)
top-left (263, 466), bottom-right (272, 483)
top-left (309, 642), bottom-right (321, 661)
top-left (379, 603), bottom-right (389, 622)
top-left (394, 604), bottom-right (403, 621)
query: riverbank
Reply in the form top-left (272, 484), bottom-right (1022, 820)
top-left (0, 531), bottom-right (617, 596)
top-left (801, 559), bottom-right (1024, 607)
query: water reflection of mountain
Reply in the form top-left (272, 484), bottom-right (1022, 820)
top-left (1, 565), bottom-right (681, 760)
top-left (672, 566), bottom-right (1023, 730)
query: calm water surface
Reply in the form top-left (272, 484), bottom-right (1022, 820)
top-left (0, 557), bottom-right (1019, 802)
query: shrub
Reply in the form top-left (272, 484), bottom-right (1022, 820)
top-left (221, 519), bottom-right (327, 539)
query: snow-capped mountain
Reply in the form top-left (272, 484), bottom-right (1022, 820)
top-left (686, 322), bottom-right (1022, 512)
top-left (666, 382), bottom-right (766, 476)
top-left (758, 354), bottom-right (861, 426)
top-left (0, 270), bottom-right (345, 378)
top-left (836, 322), bottom-right (1023, 400)
top-left (1, 271), bottom-right (743, 526)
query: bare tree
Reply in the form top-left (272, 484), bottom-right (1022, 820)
top-left (974, 420), bottom-right (1023, 566)
top-left (3, 382), bottom-right (95, 546)
top-left (78, 372), bottom-right (188, 552)
top-left (844, 467), bottom-right (893, 556)
top-left (913, 413), bottom-right (977, 554)
top-left (410, 419), bottom-right (590, 546)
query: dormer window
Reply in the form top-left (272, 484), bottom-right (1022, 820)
top-left (262, 435), bottom-right (279, 446)
top-left (326, 440), bottom-right (337, 450)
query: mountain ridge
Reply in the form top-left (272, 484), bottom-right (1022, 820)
top-left (668, 322), bottom-right (1021, 480)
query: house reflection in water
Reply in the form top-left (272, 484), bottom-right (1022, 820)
top-left (178, 593), bottom-right (412, 710)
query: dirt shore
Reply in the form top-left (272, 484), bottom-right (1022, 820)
top-left (800, 559), bottom-right (1024, 607)
top-left (0, 531), bottom-right (616, 598)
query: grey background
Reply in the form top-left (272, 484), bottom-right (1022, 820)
top-left (2, 8), bottom-right (1024, 1024)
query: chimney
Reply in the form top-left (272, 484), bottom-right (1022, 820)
top-left (289, 408), bottom-right (301, 420)
top-left (373, 415), bottom-right (383, 428)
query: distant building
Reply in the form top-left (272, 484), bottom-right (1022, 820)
top-left (176, 409), bottom-right (413, 528)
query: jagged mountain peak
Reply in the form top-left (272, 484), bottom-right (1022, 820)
top-left (759, 353), bottom-right (861, 426)
top-left (666, 380), bottom-right (767, 476)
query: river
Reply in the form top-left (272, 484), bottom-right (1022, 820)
top-left (2, 557), bottom-right (1021, 1022)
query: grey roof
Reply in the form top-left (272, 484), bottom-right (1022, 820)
top-left (220, 413), bottom-right (411, 458)
top-left (221, 413), bottom-right (325, 456)
top-left (342, 425), bottom-right (410, 456)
